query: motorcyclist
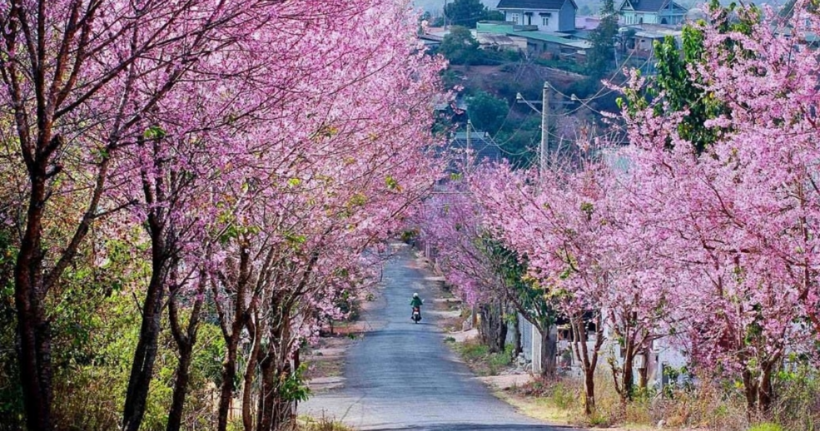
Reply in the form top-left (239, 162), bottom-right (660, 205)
top-left (410, 292), bottom-right (423, 320)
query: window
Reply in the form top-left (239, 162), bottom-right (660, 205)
top-left (542, 16), bottom-right (549, 26)
top-left (510, 13), bottom-right (520, 24)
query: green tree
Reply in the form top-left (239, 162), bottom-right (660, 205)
top-left (467, 91), bottom-right (508, 134)
top-left (482, 239), bottom-right (559, 377)
top-left (635, 0), bottom-right (759, 153)
top-left (485, 10), bottom-right (505, 21)
top-left (585, 0), bottom-right (618, 78)
top-left (439, 26), bottom-right (481, 64)
top-left (444, 0), bottom-right (489, 28)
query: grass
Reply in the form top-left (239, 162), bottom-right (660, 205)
top-left (505, 370), bottom-right (820, 431)
top-left (495, 391), bottom-right (574, 424)
top-left (297, 415), bottom-right (355, 431)
top-left (452, 339), bottom-right (513, 376)
top-left (748, 424), bottom-right (785, 431)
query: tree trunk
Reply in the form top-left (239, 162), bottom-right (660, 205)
top-left (124, 161), bottom-right (173, 431)
top-left (621, 346), bottom-right (635, 403)
top-left (510, 312), bottom-right (522, 358)
top-left (256, 354), bottom-right (275, 431)
top-left (243, 313), bottom-right (261, 431)
top-left (166, 344), bottom-right (193, 431)
top-left (758, 363), bottom-right (774, 414)
top-left (744, 360), bottom-right (777, 417)
top-left (478, 300), bottom-right (507, 353)
top-left (742, 368), bottom-right (758, 415)
top-left (216, 242), bottom-right (252, 431)
top-left (122, 254), bottom-right (168, 431)
top-left (584, 369), bottom-right (596, 415)
top-left (256, 350), bottom-right (295, 431)
top-left (257, 304), bottom-right (298, 431)
top-left (166, 273), bottom-right (206, 431)
top-left (14, 171), bottom-right (54, 431)
top-left (571, 312), bottom-right (604, 416)
top-left (218, 333), bottom-right (241, 431)
top-left (539, 325), bottom-right (557, 379)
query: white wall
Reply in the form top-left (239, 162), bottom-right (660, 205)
top-left (503, 8), bottom-right (565, 32)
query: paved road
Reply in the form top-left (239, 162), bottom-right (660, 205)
top-left (302, 244), bottom-right (557, 431)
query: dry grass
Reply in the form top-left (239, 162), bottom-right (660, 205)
top-left (451, 338), bottom-right (515, 376)
top-left (296, 415), bottom-right (355, 431)
top-left (506, 372), bottom-right (759, 430)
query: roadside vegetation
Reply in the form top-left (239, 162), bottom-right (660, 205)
top-left (451, 339), bottom-right (515, 377)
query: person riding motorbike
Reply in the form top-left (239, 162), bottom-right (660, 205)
top-left (410, 293), bottom-right (423, 320)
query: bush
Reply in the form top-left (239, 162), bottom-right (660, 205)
top-left (467, 91), bottom-right (508, 134)
top-left (487, 346), bottom-right (513, 376)
top-left (453, 339), bottom-right (516, 376)
top-left (458, 340), bottom-right (489, 360)
top-left (548, 381), bottom-right (579, 411)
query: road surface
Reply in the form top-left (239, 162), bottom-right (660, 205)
top-left (302, 244), bottom-right (558, 430)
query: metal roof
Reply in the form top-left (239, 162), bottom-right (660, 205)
top-left (511, 31), bottom-right (592, 48)
top-left (497, 0), bottom-right (570, 11)
top-left (618, 0), bottom-right (686, 13)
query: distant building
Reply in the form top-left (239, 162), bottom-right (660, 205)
top-left (617, 0), bottom-right (687, 26)
top-left (496, 0), bottom-right (578, 32)
top-left (575, 15), bottom-right (601, 30)
top-left (450, 129), bottom-right (502, 162)
top-left (624, 25), bottom-right (681, 55)
top-left (475, 21), bottom-right (592, 61)
top-left (417, 34), bottom-right (444, 51)
top-left (473, 26), bottom-right (529, 51)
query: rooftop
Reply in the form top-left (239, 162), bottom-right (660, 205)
top-left (511, 31), bottom-right (592, 48)
top-left (496, 0), bottom-right (568, 10)
top-left (619, 0), bottom-right (686, 13)
top-left (451, 130), bottom-right (503, 162)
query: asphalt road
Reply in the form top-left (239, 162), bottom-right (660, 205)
top-left (302, 244), bottom-right (558, 431)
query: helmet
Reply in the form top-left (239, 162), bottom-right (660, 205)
top-left (413, 293), bottom-right (419, 297)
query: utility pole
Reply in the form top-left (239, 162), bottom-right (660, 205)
top-left (466, 119), bottom-right (472, 158)
top-left (540, 81), bottom-right (549, 176)
top-left (517, 81), bottom-right (570, 177)
top-left (444, 0), bottom-right (447, 30)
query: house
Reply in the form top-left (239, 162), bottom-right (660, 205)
top-left (473, 25), bottom-right (529, 51)
top-left (512, 31), bottom-right (591, 60)
top-left (617, 0), bottom-right (687, 26)
top-left (450, 129), bottom-right (503, 162)
top-left (417, 34), bottom-right (444, 51)
top-left (574, 15), bottom-right (601, 30)
top-left (496, 0), bottom-right (578, 32)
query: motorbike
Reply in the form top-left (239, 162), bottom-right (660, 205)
top-left (412, 306), bottom-right (421, 323)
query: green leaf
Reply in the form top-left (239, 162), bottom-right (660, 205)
top-left (143, 125), bottom-right (166, 140)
